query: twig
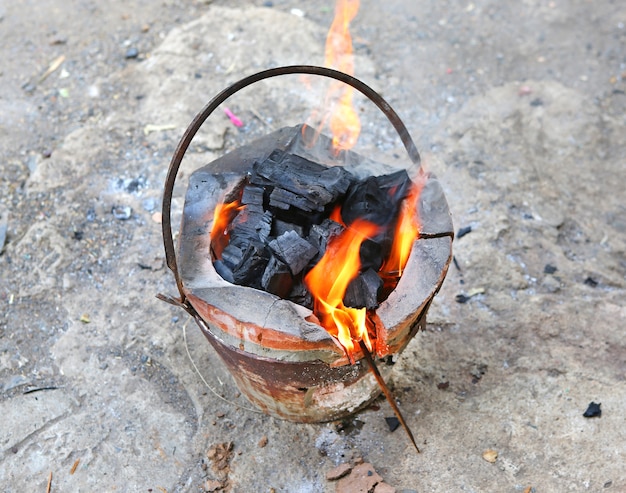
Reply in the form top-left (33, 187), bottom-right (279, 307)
top-left (70, 458), bottom-right (80, 475)
top-left (39, 55), bottom-right (65, 84)
top-left (358, 340), bottom-right (420, 452)
top-left (46, 472), bottom-right (52, 493)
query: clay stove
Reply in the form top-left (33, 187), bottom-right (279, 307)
top-left (161, 66), bottom-right (453, 423)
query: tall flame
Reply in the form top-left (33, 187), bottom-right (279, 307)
top-left (304, 216), bottom-right (379, 359)
top-left (381, 180), bottom-right (424, 276)
top-left (324, 0), bottom-right (361, 151)
top-left (210, 199), bottom-right (243, 259)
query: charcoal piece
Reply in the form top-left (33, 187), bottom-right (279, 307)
top-left (230, 209), bottom-right (273, 245)
top-left (231, 241), bottom-right (270, 289)
top-left (250, 149), bottom-right (354, 211)
top-left (343, 268), bottom-right (383, 309)
top-left (359, 239), bottom-right (384, 272)
top-left (221, 244), bottom-right (244, 269)
top-left (308, 219), bottom-right (344, 256)
top-left (268, 230), bottom-right (318, 275)
top-left (288, 279), bottom-right (313, 309)
top-left (213, 260), bottom-right (234, 284)
top-left (457, 225), bottom-right (472, 239)
top-left (544, 264), bottom-right (557, 274)
top-left (269, 187), bottom-right (318, 212)
top-left (261, 256), bottom-right (293, 298)
top-left (241, 185), bottom-right (265, 207)
top-left (341, 170), bottom-right (412, 226)
top-left (385, 416), bottom-right (400, 432)
top-left (271, 219), bottom-right (304, 238)
top-left (583, 402), bottom-right (601, 418)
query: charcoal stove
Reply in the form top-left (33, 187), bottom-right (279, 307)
top-left (161, 66), bottom-right (453, 423)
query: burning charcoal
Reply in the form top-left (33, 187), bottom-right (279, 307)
top-left (231, 241), bottom-right (270, 289)
top-left (583, 402), bottom-right (602, 418)
top-left (261, 256), bottom-right (293, 298)
top-left (307, 219), bottom-right (344, 256)
top-left (359, 239), bottom-right (384, 272)
top-left (268, 231), bottom-right (318, 275)
top-left (341, 170), bottom-right (411, 226)
top-left (241, 185), bottom-right (265, 207)
top-left (250, 149), bottom-right (354, 212)
top-left (271, 219), bottom-right (304, 238)
top-left (213, 260), bottom-right (234, 284)
top-left (269, 187), bottom-right (318, 212)
top-left (343, 268), bottom-right (383, 309)
top-left (230, 209), bottom-right (273, 245)
top-left (221, 244), bottom-right (244, 269)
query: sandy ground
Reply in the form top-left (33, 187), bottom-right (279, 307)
top-left (1, 1), bottom-right (625, 492)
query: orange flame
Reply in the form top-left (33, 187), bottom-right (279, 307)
top-left (381, 180), bottom-right (423, 276)
top-left (304, 216), bottom-right (379, 359)
top-left (210, 199), bottom-right (243, 259)
top-left (324, 0), bottom-right (361, 151)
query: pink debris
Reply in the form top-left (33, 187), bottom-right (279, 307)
top-left (224, 107), bottom-right (243, 127)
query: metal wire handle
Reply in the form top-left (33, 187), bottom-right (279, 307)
top-left (162, 65), bottom-right (422, 302)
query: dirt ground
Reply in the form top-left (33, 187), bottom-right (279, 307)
top-left (1, 0), bottom-right (625, 492)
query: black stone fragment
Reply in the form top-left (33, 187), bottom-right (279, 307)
top-left (544, 264), bottom-right (557, 274)
top-left (584, 277), bottom-right (598, 287)
top-left (385, 416), bottom-right (400, 432)
top-left (583, 401), bottom-right (602, 418)
top-left (457, 225), bottom-right (472, 239)
top-left (455, 293), bottom-right (470, 303)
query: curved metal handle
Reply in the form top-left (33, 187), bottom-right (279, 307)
top-left (162, 65), bottom-right (422, 301)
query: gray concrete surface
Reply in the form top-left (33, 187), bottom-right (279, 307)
top-left (1, 1), bottom-right (625, 492)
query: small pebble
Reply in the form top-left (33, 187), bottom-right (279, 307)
top-left (544, 264), bottom-right (557, 274)
top-left (112, 205), bottom-right (132, 220)
top-left (258, 435), bottom-right (268, 448)
top-left (482, 449), bottom-right (498, 463)
top-left (125, 47), bottom-right (139, 59)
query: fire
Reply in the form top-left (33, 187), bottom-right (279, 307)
top-left (304, 217), bottom-right (379, 359)
top-left (210, 199), bottom-right (242, 259)
top-left (324, 0), bottom-right (361, 152)
top-left (381, 180), bottom-right (424, 276)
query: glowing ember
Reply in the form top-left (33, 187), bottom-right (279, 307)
top-left (323, 0), bottom-right (361, 152)
top-left (210, 199), bottom-right (243, 259)
top-left (304, 216), bottom-right (379, 359)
